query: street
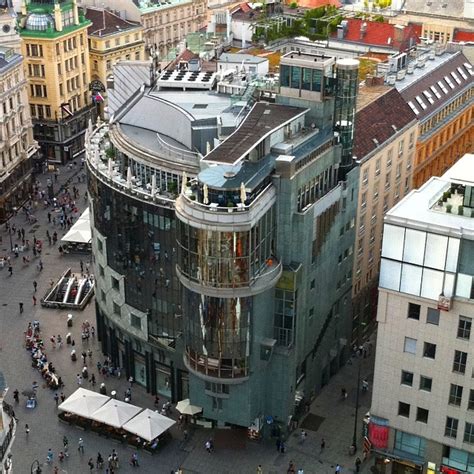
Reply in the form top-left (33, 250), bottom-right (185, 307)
top-left (0, 163), bottom-right (375, 474)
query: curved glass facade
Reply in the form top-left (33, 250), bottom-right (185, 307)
top-left (89, 174), bottom-right (182, 339)
top-left (176, 207), bottom-right (276, 288)
top-left (184, 290), bottom-right (251, 379)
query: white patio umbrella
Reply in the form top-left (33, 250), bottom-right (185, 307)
top-left (151, 174), bottom-right (156, 196)
top-left (203, 184), bottom-right (209, 204)
top-left (126, 167), bottom-right (132, 188)
top-left (122, 408), bottom-right (176, 442)
top-left (175, 399), bottom-right (202, 416)
top-left (58, 388), bottom-right (110, 418)
top-left (181, 171), bottom-right (187, 195)
top-left (108, 158), bottom-right (113, 177)
top-left (89, 399), bottom-right (142, 428)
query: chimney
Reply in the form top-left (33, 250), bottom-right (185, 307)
top-left (360, 22), bottom-right (367, 40)
top-left (394, 25), bottom-right (405, 45)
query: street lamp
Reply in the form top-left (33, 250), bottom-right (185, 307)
top-left (30, 459), bottom-right (42, 474)
top-left (7, 224), bottom-right (13, 252)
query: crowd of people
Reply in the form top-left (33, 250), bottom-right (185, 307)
top-left (25, 321), bottom-right (63, 392)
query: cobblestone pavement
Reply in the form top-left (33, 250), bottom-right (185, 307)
top-left (0, 163), bottom-right (376, 474)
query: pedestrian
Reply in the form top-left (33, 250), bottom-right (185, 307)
top-left (60, 392), bottom-right (66, 403)
top-left (257, 465), bottom-right (263, 474)
top-left (8, 264), bottom-right (12, 276)
top-left (13, 389), bottom-right (19, 403)
top-left (130, 452), bottom-right (139, 467)
top-left (300, 429), bottom-right (307, 444)
top-left (47, 212), bottom-right (51, 223)
top-left (97, 452), bottom-right (104, 469)
top-left (78, 437), bottom-right (84, 453)
top-left (205, 440), bottom-right (212, 454)
top-left (47, 448), bottom-right (53, 464)
top-left (88, 457), bottom-right (94, 470)
top-left (82, 351), bottom-right (87, 364)
top-left (50, 336), bottom-right (56, 349)
top-left (91, 326), bottom-right (95, 338)
top-left (320, 437), bottom-right (326, 453)
top-left (287, 461), bottom-right (296, 474)
top-left (335, 464), bottom-right (342, 474)
top-left (33, 280), bottom-right (37, 292)
top-left (77, 374), bottom-right (83, 385)
top-left (32, 295), bottom-right (37, 306)
top-left (58, 451), bottom-right (65, 462)
top-left (57, 334), bottom-right (62, 348)
top-left (25, 423), bottom-right (30, 435)
top-left (90, 373), bottom-right (96, 385)
top-left (355, 457), bottom-right (362, 473)
top-left (53, 466), bottom-right (59, 474)
top-left (63, 435), bottom-right (68, 448)
top-left (80, 260), bottom-right (84, 273)
top-left (19, 302), bottom-right (23, 313)
top-left (362, 378), bottom-right (369, 392)
top-left (54, 393), bottom-right (59, 406)
top-left (87, 349), bottom-right (93, 359)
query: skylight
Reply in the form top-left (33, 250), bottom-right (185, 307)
top-left (451, 71), bottom-right (461, 85)
top-left (457, 67), bottom-right (468, 80)
top-left (408, 101), bottom-right (419, 115)
top-left (444, 76), bottom-right (455, 89)
top-left (437, 80), bottom-right (448, 94)
top-left (430, 85), bottom-right (441, 99)
top-left (423, 90), bottom-right (434, 104)
top-left (415, 95), bottom-right (427, 110)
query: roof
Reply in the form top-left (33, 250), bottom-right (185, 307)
top-left (295, 0), bottom-right (341, 9)
top-left (386, 154), bottom-right (474, 235)
top-left (353, 88), bottom-right (417, 160)
top-left (453, 30), bottom-right (474, 43)
top-left (203, 102), bottom-right (306, 165)
top-left (85, 7), bottom-right (141, 37)
top-left (0, 47), bottom-right (22, 73)
top-left (165, 48), bottom-right (199, 70)
top-left (218, 53), bottom-right (268, 64)
top-left (401, 0), bottom-right (466, 18)
top-left (335, 19), bottom-right (420, 52)
top-left (397, 52), bottom-right (473, 121)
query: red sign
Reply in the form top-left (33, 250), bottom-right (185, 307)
top-left (368, 423), bottom-right (389, 449)
top-left (440, 466), bottom-right (461, 474)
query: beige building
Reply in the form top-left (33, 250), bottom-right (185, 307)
top-left (79, 0), bottom-right (206, 58)
top-left (85, 7), bottom-right (144, 115)
top-left (351, 83), bottom-right (418, 342)
top-left (370, 153), bottom-right (474, 474)
top-left (0, 45), bottom-right (37, 223)
top-left (18, 0), bottom-right (94, 164)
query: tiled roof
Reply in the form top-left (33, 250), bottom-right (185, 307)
top-left (353, 88), bottom-right (416, 160)
top-left (296, 0), bottom-right (341, 9)
top-left (85, 7), bottom-right (141, 37)
top-left (335, 19), bottom-right (420, 52)
top-left (402, 0), bottom-right (465, 18)
top-left (398, 53), bottom-right (473, 121)
top-left (453, 30), bottom-right (474, 43)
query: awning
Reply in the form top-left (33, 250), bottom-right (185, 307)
top-left (175, 399), bottom-right (202, 416)
top-left (89, 399), bottom-right (142, 428)
top-left (122, 408), bottom-right (176, 441)
top-left (61, 208), bottom-right (91, 243)
top-left (58, 388), bottom-right (110, 417)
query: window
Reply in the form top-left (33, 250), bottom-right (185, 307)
top-left (131, 314), bottom-right (141, 329)
top-left (111, 276), bottom-right (120, 290)
top-left (404, 337), bottom-right (417, 354)
top-left (416, 407), bottom-right (429, 423)
top-left (395, 431), bottom-right (425, 457)
top-left (398, 401), bottom-right (410, 417)
top-left (427, 308), bottom-right (440, 325)
top-left (99, 265), bottom-right (104, 277)
top-left (401, 370), bottom-right (413, 386)
top-left (458, 316), bottom-right (472, 340)
top-left (100, 289), bottom-right (106, 302)
top-left (398, 139), bottom-right (405, 156)
top-left (113, 302), bottom-right (120, 316)
top-left (310, 279), bottom-right (315, 289)
top-left (469, 390), bottom-right (474, 410)
top-left (205, 382), bottom-right (229, 394)
top-left (453, 350), bottom-right (467, 374)
top-left (423, 342), bottom-right (436, 359)
top-left (464, 423), bottom-right (474, 444)
top-left (97, 239), bottom-right (103, 253)
top-left (407, 303), bottom-right (420, 320)
top-left (375, 159), bottom-right (381, 176)
top-left (449, 384), bottom-right (463, 406)
top-left (211, 396), bottom-right (223, 411)
top-left (419, 375), bottom-right (432, 392)
top-left (445, 417), bottom-right (459, 438)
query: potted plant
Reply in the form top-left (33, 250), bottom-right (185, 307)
top-left (458, 206), bottom-right (464, 216)
top-left (446, 204), bottom-right (452, 213)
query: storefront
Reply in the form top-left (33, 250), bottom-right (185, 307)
top-left (155, 363), bottom-right (172, 398)
top-left (134, 353), bottom-right (147, 387)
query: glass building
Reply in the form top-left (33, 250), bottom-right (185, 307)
top-left (88, 53), bottom-right (359, 432)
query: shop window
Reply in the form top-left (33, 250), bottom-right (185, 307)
top-left (445, 417), bottom-right (459, 438)
top-left (401, 370), bottom-right (413, 386)
top-left (156, 367), bottom-right (171, 397)
top-left (426, 308), bottom-right (439, 325)
top-left (449, 384), bottom-right (463, 406)
top-left (407, 302), bottom-right (420, 320)
top-left (416, 407), bottom-right (429, 423)
top-left (419, 376), bottom-right (432, 392)
top-left (394, 430), bottom-right (425, 457)
top-left (398, 401), bottom-right (410, 418)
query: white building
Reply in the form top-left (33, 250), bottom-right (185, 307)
top-left (217, 53), bottom-right (269, 76)
top-left (370, 153), bottom-right (474, 474)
